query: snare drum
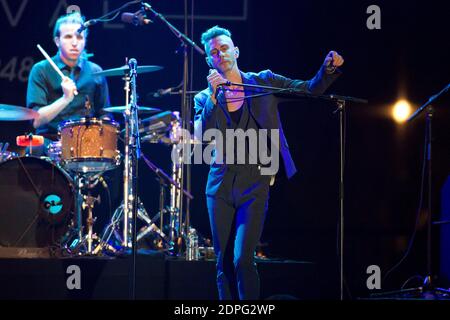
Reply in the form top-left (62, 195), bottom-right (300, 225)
top-left (59, 118), bottom-right (121, 173)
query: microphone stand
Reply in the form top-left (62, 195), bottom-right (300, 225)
top-left (220, 81), bottom-right (368, 300)
top-left (167, 90), bottom-right (200, 96)
top-left (372, 82), bottom-right (450, 299)
top-left (408, 83), bottom-right (450, 294)
top-left (142, 1), bottom-right (204, 251)
top-left (224, 81), bottom-right (368, 104)
top-left (78, 0), bottom-right (141, 33)
top-left (141, 153), bottom-right (194, 200)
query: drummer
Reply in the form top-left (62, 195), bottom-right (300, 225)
top-left (26, 11), bottom-right (110, 155)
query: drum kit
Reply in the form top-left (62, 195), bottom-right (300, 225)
top-left (0, 62), bottom-right (198, 256)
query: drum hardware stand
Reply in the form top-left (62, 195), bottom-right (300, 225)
top-left (136, 210), bottom-right (170, 244)
top-left (169, 142), bottom-right (184, 253)
top-left (96, 198), bottom-right (169, 253)
top-left (67, 173), bottom-right (85, 252)
top-left (134, 170), bottom-right (170, 246)
top-left (98, 145), bottom-right (194, 254)
top-left (82, 193), bottom-right (101, 254)
top-left (169, 114), bottom-right (183, 250)
top-left (62, 173), bottom-right (103, 255)
top-left (140, 152), bottom-right (194, 254)
top-left (142, 1), bottom-right (204, 252)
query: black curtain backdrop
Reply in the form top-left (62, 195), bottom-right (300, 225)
top-left (0, 0), bottom-right (449, 298)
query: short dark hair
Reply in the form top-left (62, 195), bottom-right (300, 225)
top-left (53, 12), bottom-right (87, 38)
top-left (200, 25), bottom-right (232, 46)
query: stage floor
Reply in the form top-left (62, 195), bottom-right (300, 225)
top-left (0, 250), bottom-right (318, 300)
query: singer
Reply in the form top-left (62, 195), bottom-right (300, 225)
top-left (194, 26), bottom-right (344, 300)
top-left (27, 12), bottom-right (110, 155)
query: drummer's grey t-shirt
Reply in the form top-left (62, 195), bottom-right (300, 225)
top-left (26, 54), bottom-right (110, 136)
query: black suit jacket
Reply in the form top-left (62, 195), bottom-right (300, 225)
top-left (194, 66), bottom-right (340, 195)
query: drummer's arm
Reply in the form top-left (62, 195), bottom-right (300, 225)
top-left (33, 96), bottom-right (72, 128)
top-left (32, 77), bottom-right (77, 128)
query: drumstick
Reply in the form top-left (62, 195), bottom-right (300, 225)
top-left (36, 44), bottom-right (78, 96)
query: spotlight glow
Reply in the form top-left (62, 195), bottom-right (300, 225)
top-left (392, 99), bottom-right (412, 123)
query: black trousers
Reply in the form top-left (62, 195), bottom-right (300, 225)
top-left (206, 165), bottom-right (271, 300)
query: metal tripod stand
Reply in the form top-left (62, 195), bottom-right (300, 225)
top-left (95, 198), bottom-right (169, 254)
top-left (62, 173), bottom-right (102, 255)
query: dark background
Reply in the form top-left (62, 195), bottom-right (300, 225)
top-left (0, 0), bottom-right (449, 299)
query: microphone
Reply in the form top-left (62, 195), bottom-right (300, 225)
top-left (121, 11), bottom-right (152, 26)
top-left (77, 19), bottom-right (98, 34)
top-left (215, 82), bottom-right (230, 100)
top-left (217, 81), bottom-right (232, 87)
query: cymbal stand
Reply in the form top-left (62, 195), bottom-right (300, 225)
top-left (123, 58), bottom-right (141, 299)
top-left (122, 67), bottom-right (132, 248)
top-left (118, 58), bottom-right (142, 247)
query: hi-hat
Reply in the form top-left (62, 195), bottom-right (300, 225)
top-left (0, 104), bottom-right (38, 121)
top-left (93, 65), bottom-right (163, 77)
top-left (103, 106), bottom-right (161, 114)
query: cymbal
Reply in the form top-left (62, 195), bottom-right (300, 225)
top-left (103, 106), bottom-right (161, 114)
top-left (0, 104), bottom-right (38, 121)
top-left (93, 65), bottom-right (163, 77)
top-left (141, 111), bottom-right (177, 124)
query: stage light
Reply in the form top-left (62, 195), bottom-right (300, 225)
top-left (392, 99), bottom-right (412, 123)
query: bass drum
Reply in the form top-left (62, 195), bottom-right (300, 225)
top-left (0, 156), bottom-right (74, 247)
